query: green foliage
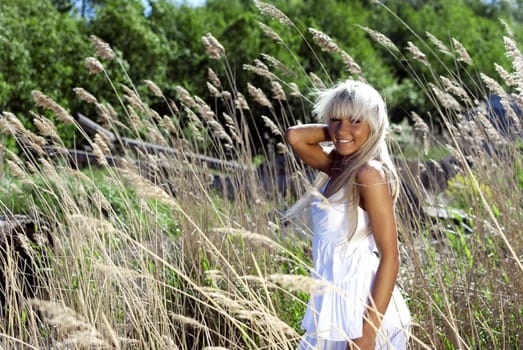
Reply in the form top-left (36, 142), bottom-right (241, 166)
top-left (88, 0), bottom-right (172, 85)
top-left (3, 167), bottom-right (121, 221)
top-left (364, 0), bottom-right (515, 123)
top-left (50, 0), bottom-right (74, 13)
top-left (0, 0), bottom-right (92, 146)
top-left (445, 172), bottom-right (493, 209)
top-left (3, 0), bottom-right (523, 154)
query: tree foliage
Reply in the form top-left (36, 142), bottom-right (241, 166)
top-left (1, 0), bottom-right (523, 150)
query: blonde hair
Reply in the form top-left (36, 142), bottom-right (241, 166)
top-left (285, 80), bottom-right (399, 240)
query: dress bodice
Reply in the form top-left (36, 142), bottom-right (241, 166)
top-left (310, 184), bottom-right (372, 244)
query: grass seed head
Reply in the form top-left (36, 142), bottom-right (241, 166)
top-left (500, 19), bottom-right (515, 38)
top-left (85, 57), bottom-right (105, 74)
top-left (288, 82), bottom-right (302, 97)
top-left (309, 72), bottom-right (326, 89)
top-left (202, 33), bottom-right (225, 59)
top-left (258, 21), bottom-right (283, 43)
top-left (235, 92), bottom-right (250, 110)
top-left (440, 76), bottom-right (471, 105)
top-left (452, 38), bottom-right (473, 65)
top-left (341, 51), bottom-right (362, 76)
top-left (261, 53), bottom-right (296, 78)
top-left (243, 60), bottom-right (277, 80)
top-left (207, 82), bottom-right (221, 98)
top-left (122, 84), bottom-right (145, 113)
top-left (207, 68), bottom-right (222, 88)
top-left (254, 0), bottom-right (293, 26)
top-left (90, 34), bottom-right (116, 60)
top-left (429, 83), bottom-right (463, 111)
top-left (494, 63), bottom-right (516, 87)
top-left (163, 115), bottom-right (178, 134)
top-left (29, 299), bottom-right (109, 348)
top-left (169, 313), bottom-right (207, 329)
top-left (145, 79), bottom-right (164, 97)
top-left (6, 159), bottom-right (28, 179)
top-left (31, 90), bottom-right (74, 124)
top-left (406, 41), bottom-right (430, 67)
top-left (271, 81), bottom-right (287, 101)
top-left (32, 112), bottom-right (60, 141)
top-left (247, 83), bottom-right (273, 108)
top-left (480, 73), bottom-right (506, 96)
top-left (95, 103), bottom-right (114, 128)
top-left (309, 28), bottom-right (340, 53)
top-left (176, 86), bottom-right (197, 109)
top-left (73, 87), bottom-right (98, 104)
top-left (426, 31), bottom-right (452, 56)
top-left (262, 115), bottom-right (282, 136)
top-left (360, 26), bottom-right (399, 53)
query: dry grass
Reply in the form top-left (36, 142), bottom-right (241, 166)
top-left (1, 2), bottom-right (522, 349)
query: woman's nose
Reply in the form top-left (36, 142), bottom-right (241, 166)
top-left (338, 119), bottom-right (351, 131)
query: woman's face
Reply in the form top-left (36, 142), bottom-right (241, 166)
top-left (328, 116), bottom-right (371, 156)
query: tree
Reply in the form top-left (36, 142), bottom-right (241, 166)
top-left (0, 0), bottom-right (91, 119)
top-left (50, 0), bottom-right (74, 13)
top-left (87, 0), bottom-right (173, 90)
top-left (2, 0), bottom-right (523, 152)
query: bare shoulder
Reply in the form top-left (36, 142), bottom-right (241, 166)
top-left (356, 160), bottom-right (387, 186)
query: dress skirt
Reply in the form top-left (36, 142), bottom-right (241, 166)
top-left (297, 234), bottom-right (411, 350)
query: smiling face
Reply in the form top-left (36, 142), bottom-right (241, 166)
top-left (314, 80), bottom-right (388, 159)
top-left (328, 116), bottom-right (371, 156)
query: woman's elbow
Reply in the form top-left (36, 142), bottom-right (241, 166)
top-left (382, 248), bottom-right (401, 270)
top-left (285, 126), bottom-right (297, 145)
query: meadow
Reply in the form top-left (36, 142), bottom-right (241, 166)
top-left (1, 1), bottom-right (522, 349)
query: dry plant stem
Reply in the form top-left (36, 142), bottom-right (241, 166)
top-left (433, 266), bottom-right (468, 350)
top-left (408, 332), bottom-right (435, 350)
top-left (212, 56), bottom-right (256, 160)
top-left (110, 196), bottom-right (262, 346)
top-left (0, 136), bottom-right (4, 179)
top-left (0, 334), bottom-right (40, 349)
top-left (93, 69), bottom-right (130, 147)
top-left (251, 256), bottom-right (279, 317)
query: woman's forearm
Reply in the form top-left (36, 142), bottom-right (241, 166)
top-left (363, 253), bottom-right (400, 337)
top-left (286, 123), bottom-right (331, 172)
top-left (286, 123), bottom-right (329, 147)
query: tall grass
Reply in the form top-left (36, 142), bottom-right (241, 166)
top-left (1, 1), bottom-right (522, 349)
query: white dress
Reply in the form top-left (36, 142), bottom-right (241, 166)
top-left (298, 187), bottom-right (411, 350)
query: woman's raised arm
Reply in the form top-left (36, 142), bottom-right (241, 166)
top-left (286, 123), bottom-right (332, 174)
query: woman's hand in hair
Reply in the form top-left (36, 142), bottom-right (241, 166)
top-left (286, 124), bottom-right (333, 174)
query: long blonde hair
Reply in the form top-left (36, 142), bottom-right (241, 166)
top-left (285, 80), bottom-right (399, 239)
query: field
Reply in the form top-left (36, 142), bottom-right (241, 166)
top-left (1, 1), bottom-right (522, 349)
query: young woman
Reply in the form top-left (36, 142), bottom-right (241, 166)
top-left (285, 80), bottom-right (411, 350)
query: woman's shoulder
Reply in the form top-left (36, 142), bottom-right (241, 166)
top-left (355, 159), bottom-right (388, 186)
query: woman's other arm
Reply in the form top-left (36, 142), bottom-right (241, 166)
top-left (351, 161), bottom-right (400, 350)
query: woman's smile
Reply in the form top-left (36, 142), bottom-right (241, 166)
top-left (335, 138), bottom-right (354, 144)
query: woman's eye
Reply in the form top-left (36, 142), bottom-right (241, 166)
top-left (351, 118), bottom-right (361, 124)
